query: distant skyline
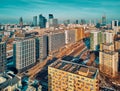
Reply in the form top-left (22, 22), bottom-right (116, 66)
top-left (0, 0), bottom-right (120, 24)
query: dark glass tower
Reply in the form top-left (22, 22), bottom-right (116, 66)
top-left (33, 16), bottom-right (37, 26)
top-left (19, 17), bottom-right (23, 28)
top-left (39, 14), bottom-right (47, 28)
top-left (49, 14), bottom-right (54, 19)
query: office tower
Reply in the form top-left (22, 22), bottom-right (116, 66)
top-left (102, 15), bottom-right (106, 25)
top-left (90, 31), bottom-right (102, 50)
top-left (13, 38), bottom-right (36, 73)
top-left (49, 14), bottom-right (54, 19)
top-left (75, 20), bottom-right (79, 24)
top-left (48, 60), bottom-right (99, 91)
top-left (39, 14), bottom-right (47, 28)
top-left (33, 16), bottom-right (37, 26)
top-left (0, 42), bottom-right (6, 73)
top-left (49, 18), bottom-right (58, 28)
top-left (81, 19), bottom-right (86, 25)
top-left (100, 43), bottom-right (115, 51)
top-left (35, 35), bottom-right (48, 62)
top-left (99, 50), bottom-right (119, 77)
top-left (19, 17), bottom-right (23, 28)
top-left (64, 20), bottom-right (70, 26)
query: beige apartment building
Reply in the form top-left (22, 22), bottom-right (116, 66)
top-left (48, 60), bottom-right (99, 91)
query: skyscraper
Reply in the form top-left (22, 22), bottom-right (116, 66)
top-left (49, 18), bottom-right (58, 28)
top-left (19, 17), bottom-right (23, 28)
top-left (33, 16), bottom-right (37, 26)
top-left (75, 20), bottom-right (79, 24)
top-left (13, 38), bottom-right (36, 73)
top-left (102, 15), bottom-right (106, 25)
top-left (0, 42), bottom-right (6, 73)
top-left (39, 14), bottom-right (47, 28)
top-left (48, 60), bottom-right (99, 91)
top-left (49, 14), bottom-right (54, 19)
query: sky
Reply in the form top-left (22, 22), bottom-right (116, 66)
top-left (0, 0), bottom-right (120, 24)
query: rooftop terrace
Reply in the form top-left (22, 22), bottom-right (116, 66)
top-left (49, 60), bottom-right (98, 79)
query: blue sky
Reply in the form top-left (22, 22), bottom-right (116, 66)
top-left (0, 0), bottom-right (120, 23)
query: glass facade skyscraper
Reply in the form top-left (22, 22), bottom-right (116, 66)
top-left (39, 14), bottom-right (47, 28)
top-left (49, 14), bottom-right (54, 19)
top-left (33, 16), bottom-right (37, 26)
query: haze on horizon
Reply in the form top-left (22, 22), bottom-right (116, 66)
top-left (0, 0), bottom-right (120, 24)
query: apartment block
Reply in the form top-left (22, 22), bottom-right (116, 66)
top-left (48, 32), bottom-right (65, 53)
top-left (48, 60), bottom-right (99, 91)
top-left (99, 51), bottom-right (119, 77)
top-left (35, 35), bottom-right (48, 62)
top-left (13, 38), bottom-right (36, 72)
top-left (75, 27), bottom-right (85, 42)
top-left (90, 31), bottom-right (101, 50)
top-left (100, 43), bottom-right (115, 51)
top-left (115, 40), bottom-right (120, 52)
top-left (65, 30), bottom-right (75, 44)
top-left (0, 42), bottom-right (6, 73)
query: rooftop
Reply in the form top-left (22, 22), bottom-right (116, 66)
top-left (49, 60), bottom-right (98, 79)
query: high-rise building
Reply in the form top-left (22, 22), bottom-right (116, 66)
top-left (0, 42), bottom-right (6, 73)
top-left (90, 31), bottom-right (102, 50)
top-left (102, 15), bottom-right (106, 25)
top-left (99, 50), bottom-right (119, 77)
top-left (19, 17), bottom-right (23, 28)
top-left (33, 16), bottom-right (37, 26)
top-left (49, 18), bottom-right (58, 28)
top-left (13, 38), bottom-right (36, 72)
top-left (39, 14), bottom-right (47, 28)
top-left (48, 60), bottom-right (99, 91)
top-left (49, 14), bottom-right (54, 19)
top-left (81, 19), bottom-right (86, 25)
top-left (64, 20), bottom-right (70, 26)
top-left (112, 20), bottom-right (119, 34)
top-left (75, 20), bottom-right (79, 24)
top-left (115, 40), bottom-right (120, 52)
top-left (35, 35), bottom-right (48, 62)
top-left (100, 43), bottom-right (115, 51)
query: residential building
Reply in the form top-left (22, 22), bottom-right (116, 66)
top-left (13, 38), bottom-right (36, 72)
top-left (36, 35), bottom-right (48, 62)
top-left (99, 50), bottom-right (119, 77)
top-left (0, 42), bottom-right (6, 73)
top-left (48, 32), bottom-right (65, 54)
top-left (90, 31), bottom-right (102, 50)
top-left (100, 43), bottom-right (115, 51)
top-left (48, 60), bottom-right (99, 91)
top-left (115, 40), bottom-right (120, 52)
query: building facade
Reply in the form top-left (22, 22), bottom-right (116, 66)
top-left (100, 43), bottom-right (115, 51)
top-left (48, 60), bottom-right (99, 91)
top-left (36, 35), bottom-right (48, 62)
top-left (33, 16), bottom-right (37, 26)
top-left (39, 14), bottom-right (47, 28)
top-left (0, 42), bottom-right (6, 73)
top-left (13, 38), bottom-right (36, 72)
top-left (99, 50), bottom-right (119, 77)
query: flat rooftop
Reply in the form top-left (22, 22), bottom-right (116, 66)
top-left (49, 60), bottom-right (98, 79)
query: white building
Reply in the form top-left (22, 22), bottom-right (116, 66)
top-left (13, 38), bottom-right (36, 72)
